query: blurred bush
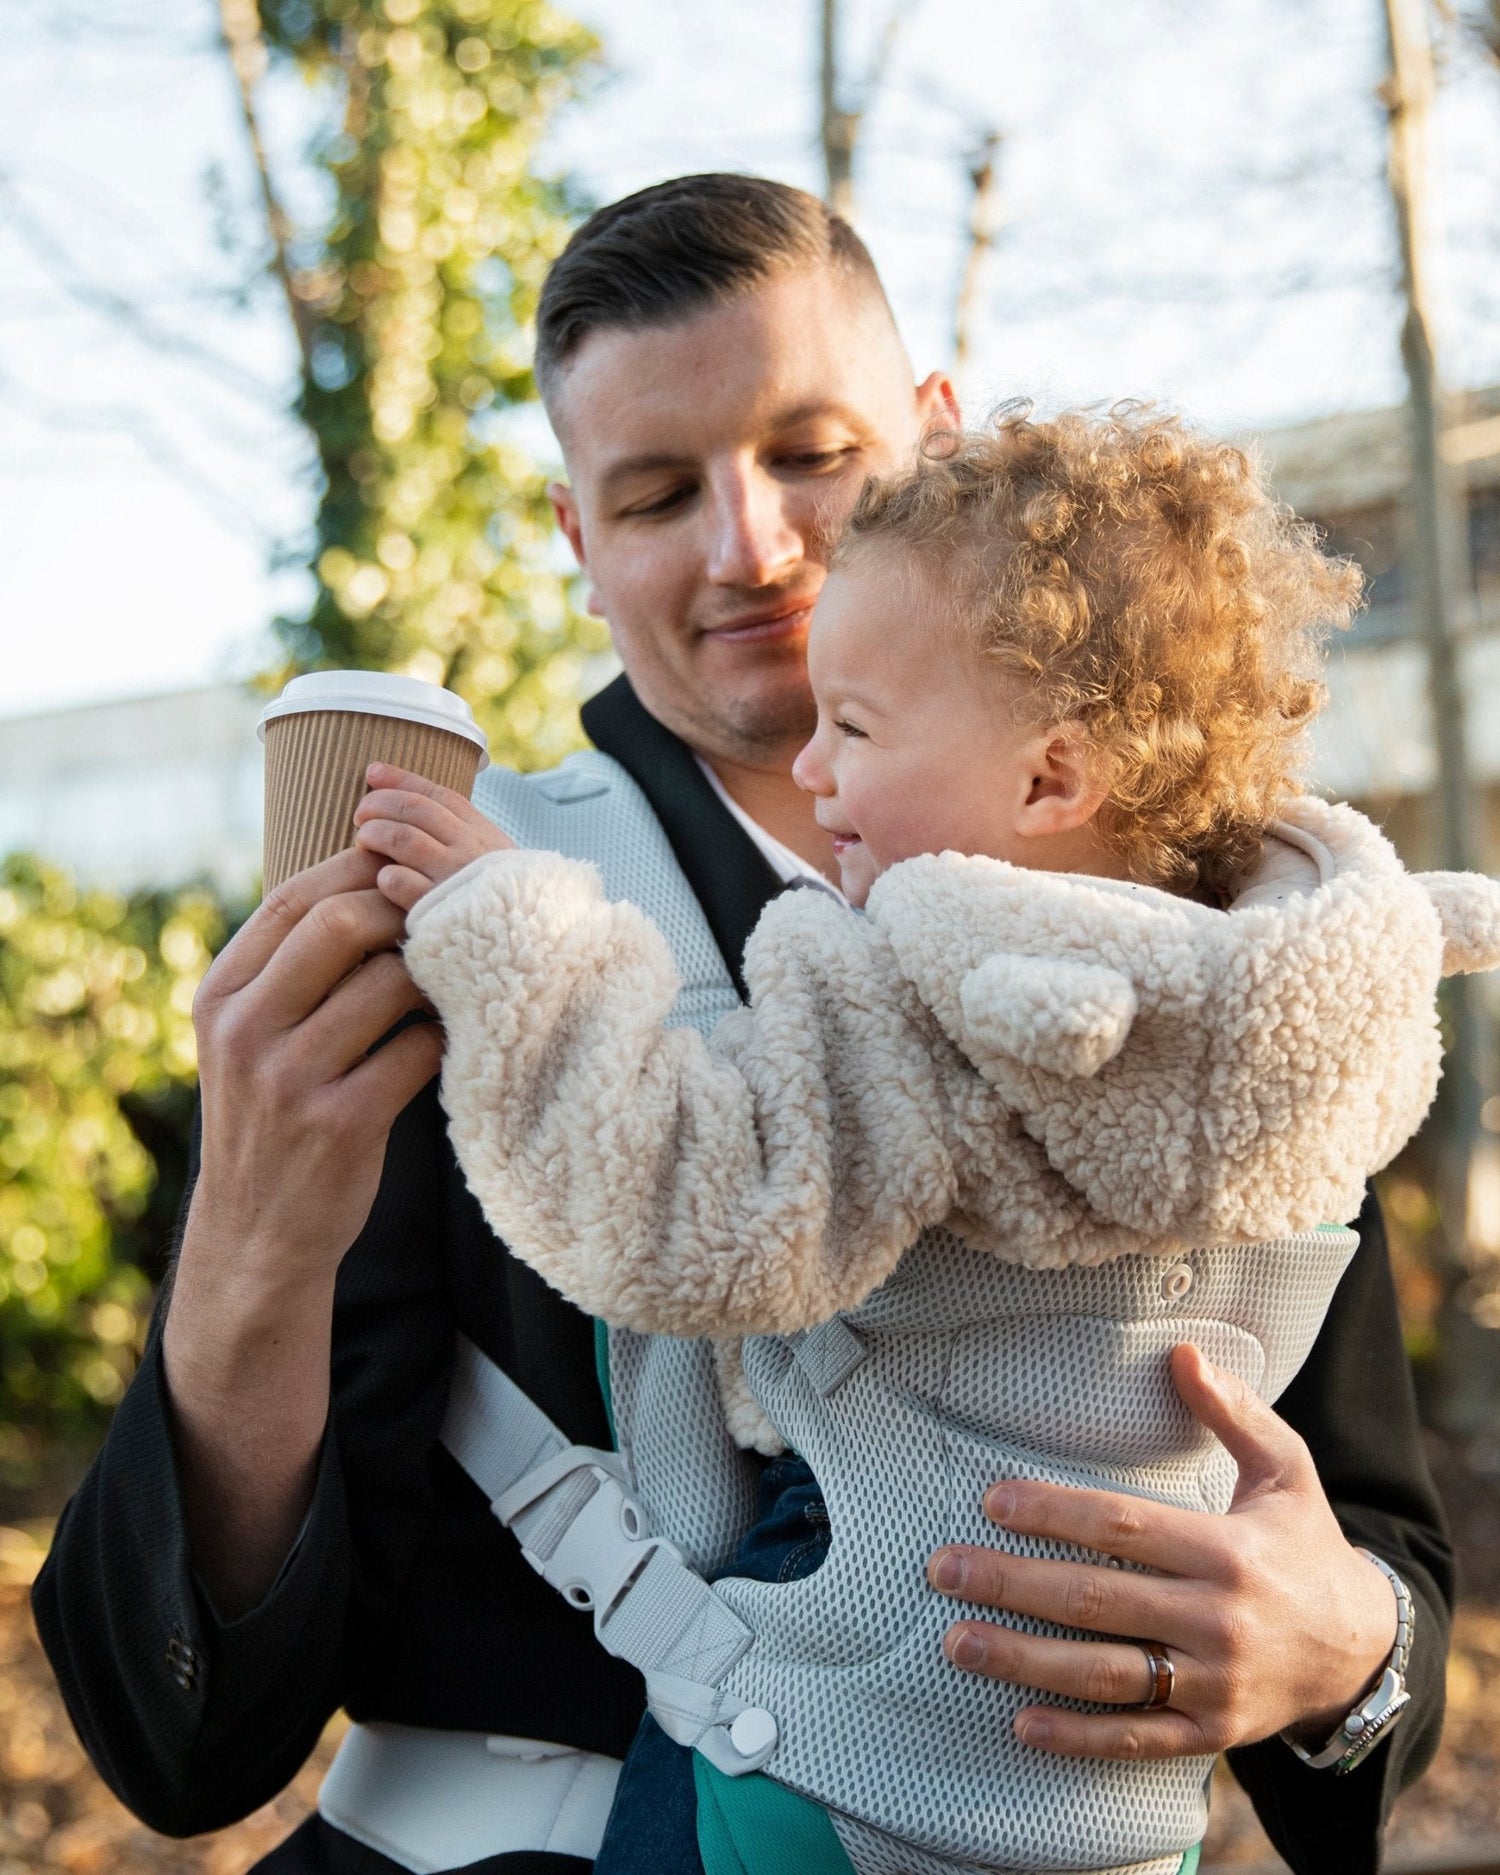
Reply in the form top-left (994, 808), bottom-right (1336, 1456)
top-left (1381, 1153), bottom-right (1447, 1371)
top-left (0, 857), bottom-right (228, 1461)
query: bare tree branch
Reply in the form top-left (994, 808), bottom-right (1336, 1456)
top-left (861, 2), bottom-right (909, 118)
top-left (216, 0), bottom-right (317, 386)
top-left (0, 174), bottom-right (284, 404)
top-left (32, 4), bottom-right (213, 48)
top-left (953, 129), bottom-right (1002, 370)
top-left (0, 364), bottom-right (279, 544)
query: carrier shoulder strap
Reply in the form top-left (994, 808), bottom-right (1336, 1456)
top-left (470, 749), bottom-right (740, 1040)
top-left (440, 753), bottom-right (777, 1776)
top-left (439, 1338), bottom-right (778, 1775)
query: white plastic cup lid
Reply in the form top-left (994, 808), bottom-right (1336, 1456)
top-left (257, 669), bottom-right (489, 765)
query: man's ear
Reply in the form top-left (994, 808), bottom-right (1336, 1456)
top-left (915, 370), bottom-right (961, 438)
top-left (1016, 726), bottom-right (1109, 837)
top-left (548, 481), bottom-right (605, 618)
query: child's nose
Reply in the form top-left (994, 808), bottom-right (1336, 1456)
top-left (791, 738), bottom-right (828, 795)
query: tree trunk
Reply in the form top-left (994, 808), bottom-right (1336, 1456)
top-left (954, 131), bottom-right (1002, 371)
top-left (217, 0), bottom-right (317, 385)
top-left (819, 0), bottom-right (857, 218)
top-left (1384, 0), bottom-right (1500, 1432)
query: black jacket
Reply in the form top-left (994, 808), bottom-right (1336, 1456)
top-left (33, 675), bottom-right (1454, 1873)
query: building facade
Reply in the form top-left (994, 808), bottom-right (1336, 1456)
top-left (1266, 384), bottom-right (1500, 868)
top-left (0, 684), bottom-right (265, 897)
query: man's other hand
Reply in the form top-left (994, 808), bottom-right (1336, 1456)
top-left (184, 844), bottom-right (444, 1285)
top-left (926, 1344), bottom-right (1399, 1761)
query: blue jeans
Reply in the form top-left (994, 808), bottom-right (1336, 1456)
top-left (592, 1455), bottom-right (830, 1875)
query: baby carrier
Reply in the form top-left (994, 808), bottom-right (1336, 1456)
top-left (318, 749), bottom-right (1377, 1875)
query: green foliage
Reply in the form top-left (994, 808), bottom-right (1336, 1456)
top-left (2, 4), bottom-right (597, 1457)
top-left (0, 857), bottom-right (225, 1446)
top-left (262, 0), bottom-right (608, 766)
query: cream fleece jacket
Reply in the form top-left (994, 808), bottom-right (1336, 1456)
top-left (404, 797), bottom-right (1500, 1360)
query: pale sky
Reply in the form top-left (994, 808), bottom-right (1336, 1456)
top-left (2, 0), bottom-right (1498, 719)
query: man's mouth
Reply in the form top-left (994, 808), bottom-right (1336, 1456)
top-left (701, 599), bottom-right (817, 645)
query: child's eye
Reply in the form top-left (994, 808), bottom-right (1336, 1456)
top-left (834, 719), bottom-right (867, 739)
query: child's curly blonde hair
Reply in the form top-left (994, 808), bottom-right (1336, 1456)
top-left (837, 404), bottom-right (1363, 903)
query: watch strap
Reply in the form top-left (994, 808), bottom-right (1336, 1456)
top-left (1283, 1551), bottom-right (1414, 1774)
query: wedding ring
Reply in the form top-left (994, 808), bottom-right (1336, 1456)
top-left (1135, 1640), bottom-right (1175, 1710)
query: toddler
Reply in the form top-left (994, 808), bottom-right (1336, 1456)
top-left (356, 408), bottom-right (1500, 1875)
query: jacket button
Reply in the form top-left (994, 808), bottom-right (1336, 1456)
top-left (166, 1635), bottom-right (200, 1691)
top-left (1160, 1261), bottom-right (1195, 1302)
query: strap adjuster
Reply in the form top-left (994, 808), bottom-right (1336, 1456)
top-left (500, 1447), bottom-right (681, 1628)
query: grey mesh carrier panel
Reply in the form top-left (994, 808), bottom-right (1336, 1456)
top-left (717, 1226), bottom-right (1356, 1874)
top-left (472, 754), bottom-right (1361, 1875)
top-left (473, 752), bottom-right (742, 1040)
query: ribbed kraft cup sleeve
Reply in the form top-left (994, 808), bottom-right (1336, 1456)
top-left (262, 708), bottom-right (484, 893)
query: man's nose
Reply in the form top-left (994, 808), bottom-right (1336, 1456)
top-left (706, 467), bottom-right (803, 588)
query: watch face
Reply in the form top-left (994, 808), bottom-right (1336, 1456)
top-left (1338, 1687), bottom-right (1412, 1773)
top-left (1360, 1665), bottom-right (1405, 1717)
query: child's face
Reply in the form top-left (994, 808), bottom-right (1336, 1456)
top-left (792, 558), bottom-right (1063, 908)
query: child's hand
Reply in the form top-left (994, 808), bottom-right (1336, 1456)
top-left (353, 763), bottom-right (514, 912)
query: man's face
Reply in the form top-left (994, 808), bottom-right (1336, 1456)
top-left (547, 266), bottom-right (957, 769)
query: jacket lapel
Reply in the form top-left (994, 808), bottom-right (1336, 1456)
top-left (581, 673), bottom-right (784, 999)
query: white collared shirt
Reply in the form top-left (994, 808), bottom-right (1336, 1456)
top-left (694, 756), bottom-right (846, 902)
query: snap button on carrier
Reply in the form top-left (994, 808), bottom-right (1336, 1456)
top-left (1160, 1261), bottom-right (1195, 1302)
top-left (729, 1709), bottom-right (779, 1759)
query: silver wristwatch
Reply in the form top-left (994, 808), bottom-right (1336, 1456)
top-left (1283, 1551), bottom-right (1413, 1775)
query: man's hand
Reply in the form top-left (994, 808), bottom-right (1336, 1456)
top-left (163, 847), bottom-right (445, 1616)
top-left (185, 844), bottom-right (444, 1278)
top-left (926, 1344), bottom-right (1400, 1760)
top-left (354, 763), bottom-right (514, 912)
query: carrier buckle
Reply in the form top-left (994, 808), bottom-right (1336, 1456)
top-left (496, 1448), bottom-right (682, 1636)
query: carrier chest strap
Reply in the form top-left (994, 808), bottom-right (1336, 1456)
top-left (440, 1334), bottom-right (780, 1777)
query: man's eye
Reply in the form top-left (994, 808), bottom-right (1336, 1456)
top-left (623, 485), bottom-right (694, 519)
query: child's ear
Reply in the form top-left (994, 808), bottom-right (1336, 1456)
top-left (1015, 725), bottom-right (1109, 838)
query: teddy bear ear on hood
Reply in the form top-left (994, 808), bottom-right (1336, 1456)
top-left (958, 952), bottom-right (1138, 1081)
top-left (1414, 870), bottom-right (1500, 976)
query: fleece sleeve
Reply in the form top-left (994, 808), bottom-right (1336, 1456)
top-left (403, 852), bottom-right (962, 1337)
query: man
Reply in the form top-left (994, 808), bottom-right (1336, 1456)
top-left (35, 175), bottom-right (1451, 1875)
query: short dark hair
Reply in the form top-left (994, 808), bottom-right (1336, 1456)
top-left (534, 173), bottom-right (888, 401)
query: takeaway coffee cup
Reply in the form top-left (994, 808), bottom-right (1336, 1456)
top-left (257, 670), bottom-right (490, 893)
